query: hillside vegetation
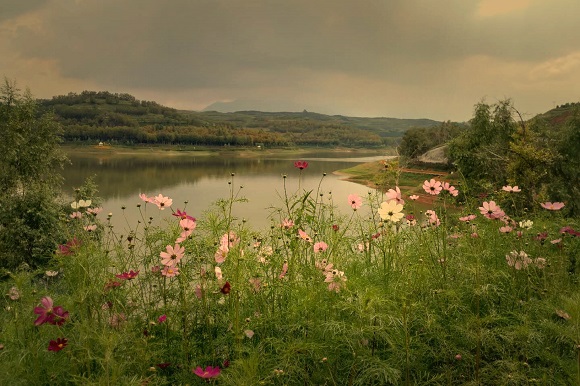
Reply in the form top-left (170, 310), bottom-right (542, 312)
top-left (38, 91), bottom-right (440, 148)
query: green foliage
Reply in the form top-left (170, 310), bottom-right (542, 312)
top-left (399, 121), bottom-right (463, 160)
top-left (0, 79), bottom-right (67, 269)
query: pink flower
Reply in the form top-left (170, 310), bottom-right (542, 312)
top-left (506, 250), bottom-right (532, 270)
top-left (84, 224), bottom-right (97, 232)
top-left (161, 266), bottom-right (180, 277)
top-left (172, 209), bottom-right (195, 221)
top-left (479, 201), bottom-right (505, 219)
top-left (502, 185), bottom-right (521, 192)
top-left (115, 270), bottom-right (139, 280)
top-left (347, 194), bottom-right (363, 210)
top-left (48, 337), bottom-right (68, 352)
top-left (215, 245), bottom-right (228, 264)
top-left (313, 241), bottom-right (328, 253)
top-left (158, 314), bottom-right (167, 324)
top-left (298, 229), bottom-right (312, 242)
top-left (425, 210), bottom-right (440, 226)
top-left (33, 297), bottom-right (69, 326)
top-left (422, 179), bottom-right (442, 195)
top-left (70, 211), bottom-right (82, 219)
top-left (499, 226), bottom-right (513, 233)
top-left (220, 231), bottom-right (240, 249)
top-left (193, 366), bottom-right (221, 379)
top-left (86, 207), bottom-right (103, 216)
top-left (459, 214), bottom-right (477, 222)
top-left (386, 187), bottom-right (405, 205)
top-left (540, 202), bottom-right (565, 210)
top-left (281, 218), bottom-right (294, 229)
top-left (324, 269), bottom-right (347, 293)
top-left (109, 313), bottom-right (127, 328)
top-left (57, 238), bottom-right (81, 255)
top-left (152, 194), bottom-right (173, 210)
top-left (409, 195), bottom-right (419, 201)
top-left (294, 160), bottom-right (308, 170)
top-left (160, 244), bottom-right (185, 267)
top-left (279, 261), bottom-right (289, 279)
top-left (179, 218), bottom-right (196, 232)
top-left (442, 182), bottom-right (459, 197)
top-left (139, 193), bottom-right (155, 204)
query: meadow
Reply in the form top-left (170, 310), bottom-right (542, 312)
top-left (1, 162), bottom-right (579, 385)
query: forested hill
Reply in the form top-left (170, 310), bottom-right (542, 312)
top-left (37, 90), bottom-right (441, 147)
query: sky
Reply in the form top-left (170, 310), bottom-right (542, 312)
top-left (1, 0), bottom-right (579, 122)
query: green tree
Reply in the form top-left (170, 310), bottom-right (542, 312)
top-left (0, 79), bottom-right (67, 269)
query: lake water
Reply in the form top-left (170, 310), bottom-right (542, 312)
top-left (61, 148), bottom-right (393, 233)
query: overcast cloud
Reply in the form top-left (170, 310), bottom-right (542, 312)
top-left (1, 0), bottom-right (579, 121)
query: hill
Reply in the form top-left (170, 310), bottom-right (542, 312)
top-left (37, 90), bottom-right (441, 147)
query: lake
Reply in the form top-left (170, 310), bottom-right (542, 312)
top-left (61, 147), bottom-right (393, 233)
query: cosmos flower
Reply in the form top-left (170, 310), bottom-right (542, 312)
top-left (540, 202), bottom-right (565, 210)
top-left (422, 179), bottom-right (442, 195)
top-left (71, 199), bottom-right (92, 209)
top-left (160, 244), bottom-right (185, 267)
top-left (459, 214), bottom-right (477, 222)
top-left (298, 229), bottom-right (312, 242)
top-left (385, 187), bottom-right (405, 205)
top-left (378, 200), bottom-right (404, 222)
top-left (441, 182), bottom-right (459, 197)
top-left (479, 201), bottom-right (505, 219)
top-left (502, 185), bottom-right (521, 192)
top-left (172, 209), bottom-right (195, 221)
top-left (33, 297), bottom-right (69, 326)
top-left (313, 241), bottom-right (328, 253)
top-left (48, 338), bottom-right (68, 352)
top-left (294, 160), bottom-right (309, 170)
top-left (409, 195), bottom-right (419, 201)
top-left (152, 194), bottom-right (173, 210)
top-left (161, 266), bottom-right (180, 277)
top-left (115, 270), bottom-right (139, 280)
top-left (281, 218), bottom-right (294, 229)
top-left (193, 366), bottom-right (221, 379)
top-left (505, 250), bottom-right (532, 270)
top-left (347, 194), bottom-right (362, 210)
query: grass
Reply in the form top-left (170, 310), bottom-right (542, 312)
top-left (1, 171), bottom-right (579, 385)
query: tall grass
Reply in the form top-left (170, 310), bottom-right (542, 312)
top-left (1, 170), bottom-right (579, 385)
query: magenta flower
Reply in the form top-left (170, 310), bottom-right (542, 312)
top-left (313, 241), bottom-right (329, 253)
top-left (502, 185), bottom-right (521, 192)
top-left (34, 297), bottom-right (69, 326)
top-left (479, 201), bottom-right (505, 219)
top-left (172, 209), bottom-right (196, 221)
top-left (158, 314), bottom-right (167, 324)
top-left (422, 179), bottom-right (442, 195)
top-left (386, 187), bottom-right (405, 205)
top-left (540, 202), bottom-right (565, 210)
top-left (347, 194), bottom-right (363, 210)
top-left (294, 160), bottom-right (308, 170)
top-left (57, 238), bottom-right (81, 255)
top-left (160, 244), bottom-right (185, 267)
top-left (193, 366), bottom-right (221, 379)
top-left (115, 270), bottom-right (139, 280)
top-left (48, 337), bottom-right (68, 352)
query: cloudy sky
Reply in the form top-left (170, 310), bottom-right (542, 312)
top-left (1, 0), bottom-right (579, 121)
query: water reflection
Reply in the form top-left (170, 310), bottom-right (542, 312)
top-left (62, 150), bottom-right (392, 232)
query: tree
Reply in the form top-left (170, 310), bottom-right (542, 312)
top-left (0, 79), bottom-right (67, 269)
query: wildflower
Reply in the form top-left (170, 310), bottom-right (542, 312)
top-left (385, 187), bottom-right (405, 205)
top-left (33, 296), bottom-right (69, 326)
top-left (325, 269), bottom-right (347, 293)
top-left (47, 338), bottom-right (68, 352)
top-left (84, 224), bottom-right (97, 232)
top-left (519, 220), bottom-right (533, 229)
top-left (459, 214), bottom-right (477, 222)
top-left (45, 270), bottom-right (58, 277)
top-left (152, 194), bottom-right (173, 210)
top-left (479, 201), bottom-right (505, 219)
top-left (442, 182), bottom-right (459, 197)
top-left (214, 245), bottom-right (228, 264)
top-left (172, 209), bottom-right (195, 221)
top-left (294, 160), bottom-right (308, 170)
top-left (158, 315), bottom-right (167, 324)
top-left (70, 211), bottom-right (82, 219)
top-left (378, 200), bottom-right (404, 222)
top-left (425, 210), bottom-right (441, 226)
top-left (555, 309), bottom-right (571, 320)
top-left (560, 226), bottom-right (580, 237)
top-left (281, 218), bottom-right (294, 229)
top-left (195, 284), bottom-right (203, 299)
top-left (279, 261), bottom-right (289, 279)
top-left (404, 214), bottom-right (417, 226)
top-left (161, 266), bottom-right (179, 277)
top-left (422, 179), bottom-right (442, 195)
top-left (502, 185), bottom-right (521, 192)
top-left (244, 330), bottom-right (255, 339)
top-left (157, 362), bottom-right (171, 370)
top-left (534, 257), bottom-right (547, 269)
top-left (8, 286), bottom-right (20, 300)
top-left (298, 229), bottom-right (312, 242)
top-left (57, 238), bottom-right (81, 256)
top-left (104, 280), bottom-right (122, 291)
top-left (347, 194), bottom-right (363, 210)
top-left (71, 199), bottom-right (92, 209)
top-left (540, 202), bottom-right (565, 210)
top-left (249, 277), bottom-right (262, 292)
top-left (505, 250), bottom-right (532, 270)
top-left (551, 238), bottom-right (562, 244)
top-left (160, 244), bottom-right (185, 267)
top-left (86, 207), bottom-right (103, 216)
top-left (215, 266), bottom-right (223, 281)
top-left (193, 366), bottom-right (221, 379)
top-left (109, 313), bottom-right (127, 328)
top-left (314, 241), bottom-right (328, 253)
top-left (409, 195), bottom-right (419, 201)
top-left (332, 224), bottom-right (339, 232)
top-left (499, 226), bottom-right (513, 233)
top-left (535, 232), bottom-right (549, 243)
top-left (220, 281), bottom-right (231, 295)
top-left (139, 193), bottom-right (155, 204)
top-left (220, 231), bottom-right (240, 249)
top-left (115, 270), bottom-right (139, 280)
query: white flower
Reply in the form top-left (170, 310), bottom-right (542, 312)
top-left (519, 220), bottom-right (533, 229)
